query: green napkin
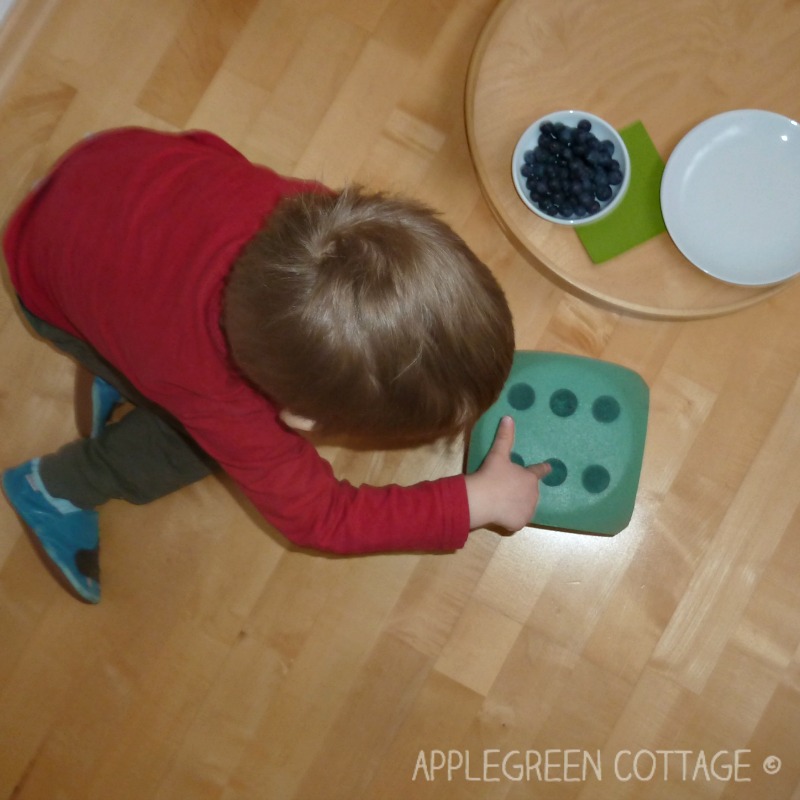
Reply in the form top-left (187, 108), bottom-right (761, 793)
top-left (576, 121), bottom-right (667, 263)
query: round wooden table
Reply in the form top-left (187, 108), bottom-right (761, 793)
top-left (465, 0), bottom-right (800, 319)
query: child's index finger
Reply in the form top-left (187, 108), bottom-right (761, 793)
top-left (489, 415), bottom-right (515, 457)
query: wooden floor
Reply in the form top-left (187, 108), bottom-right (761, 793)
top-left (1, 1), bottom-right (799, 798)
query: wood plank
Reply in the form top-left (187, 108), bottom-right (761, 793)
top-left (137, 0), bottom-right (260, 128)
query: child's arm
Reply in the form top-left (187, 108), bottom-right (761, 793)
top-left (177, 394), bottom-right (547, 553)
top-left (464, 416), bottom-right (551, 531)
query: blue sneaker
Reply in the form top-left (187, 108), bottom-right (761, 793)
top-left (2, 458), bottom-right (100, 603)
top-left (91, 376), bottom-right (122, 438)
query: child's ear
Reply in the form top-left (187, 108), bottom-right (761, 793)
top-left (278, 409), bottom-right (317, 431)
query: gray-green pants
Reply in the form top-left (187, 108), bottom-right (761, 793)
top-left (22, 306), bottom-right (218, 510)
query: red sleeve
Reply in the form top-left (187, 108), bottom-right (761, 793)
top-left (175, 391), bottom-right (472, 555)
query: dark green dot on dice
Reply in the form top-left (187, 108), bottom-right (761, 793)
top-left (582, 464), bottom-right (611, 494)
top-left (550, 389), bottom-right (578, 417)
top-left (508, 383), bottom-right (536, 410)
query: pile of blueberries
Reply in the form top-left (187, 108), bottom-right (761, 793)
top-left (520, 118), bottom-right (624, 220)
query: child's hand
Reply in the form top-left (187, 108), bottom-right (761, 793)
top-left (465, 416), bottom-right (551, 531)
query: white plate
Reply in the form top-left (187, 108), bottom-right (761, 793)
top-left (661, 110), bottom-right (800, 286)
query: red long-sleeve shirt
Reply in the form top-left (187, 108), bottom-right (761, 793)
top-left (3, 128), bottom-right (470, 554)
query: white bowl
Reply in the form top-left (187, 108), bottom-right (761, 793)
top-left (512, 110), bottom-right (631, 225)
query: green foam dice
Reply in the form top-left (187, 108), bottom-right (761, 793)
top-left (467, 352), bottom-right (649, 535)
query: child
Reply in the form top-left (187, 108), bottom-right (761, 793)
top-left (2, 128), bottom-right (550, 604)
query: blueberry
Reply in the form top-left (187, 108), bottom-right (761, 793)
top-left (608, 169), bottom-right (623, 186)
top-left (596, 184), bottom-right (612, 201)
top-left (577, 119), bottom-right (592, 132)
top-left (599, 139), bottom-right (615, 155)
top-left (523, 149), bottom-right (536, 164)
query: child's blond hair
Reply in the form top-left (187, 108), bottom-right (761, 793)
top-left (223, 187), bottom-right (513, 439)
